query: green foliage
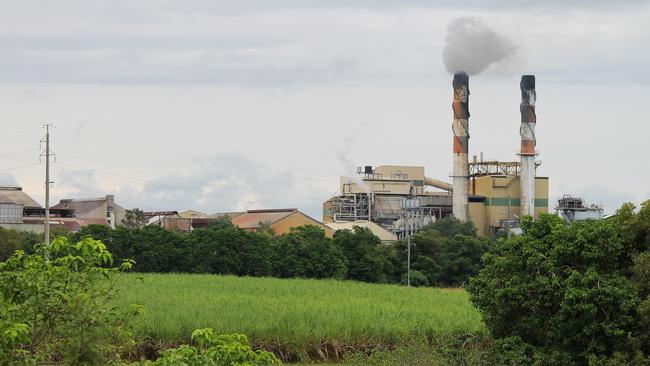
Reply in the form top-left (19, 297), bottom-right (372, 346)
top-left (400, 270), bottom-right (429, 287)
top-left (333, 226), bottom-right (394, 283)
top-left (0, 236), bottom-right (142, 365)
top-left (115, 273), bottom-right (486, 362)
top-left (122, 208), bottom-right (146, 229)
top-left (0, 227), bottom-right (41, 261)
top-left (616, 201), bottom-right (650, 257)
top-left (189, 225), bottom-right (273, 276)
top-left (272, 225), bottom-right (347, 279)
top-left (468, 214), bottom-right (641, 364)
top-left (132, 328), bottom-right (282, 366)
top-left (207, 215), bottom-right (235, 230)
top-left (397, 217), bottom-right (491, 287)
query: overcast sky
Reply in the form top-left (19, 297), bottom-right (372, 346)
top-left (0, 0), bottom-right (648, 218)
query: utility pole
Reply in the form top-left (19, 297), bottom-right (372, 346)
top-left (41, 124), bottom-right (54, 247)
top-left (407, 233), bottom-right (411, 287)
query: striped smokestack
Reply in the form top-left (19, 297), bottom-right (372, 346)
top-left (520, 75), bottom-right (536, 217)
top-left (452, 72), bottom-right (470, 222)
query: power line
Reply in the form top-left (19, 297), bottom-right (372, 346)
top-left (55, 163), bottom-right (314, 209)
top-left (0, 127), bottom-right (42, 138)
top-left (0, 149), bottom-right (40, 159)
top-left (57, 152), bottom-right (337, 184)
top-left (56, 154), bottom-right (331, 203)
top-left (0, 163), bottom-right (40, 172)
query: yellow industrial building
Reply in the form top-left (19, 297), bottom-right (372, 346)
top-left (324, 163), bottom-right (548, 237)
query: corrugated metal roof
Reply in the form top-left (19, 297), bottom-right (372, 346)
top-left (231, 209), bottom-right (297, 229)
top-left (0, 187), bottom-right (42, 208)
top-left (326, 221), bottom-right (398, 242)
top-left (51, 200), bottom-right (103, 213)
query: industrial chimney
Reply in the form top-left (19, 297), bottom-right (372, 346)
top-left (519, 75), bottom-right (536, 217)
top-left (452, 72), bottom-right (470, 222)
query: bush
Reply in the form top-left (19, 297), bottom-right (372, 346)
top-left (400, 270), bottom-right (429, 287)
top-left (468, 214), bottom-right (640, 364)
top-left (129, 328), bottom-right (282, 365)
top-left (0, 237), bottom-right (142, 365)
top-left (334, 226), bottom-right (394, 283)
top-left (189, 225), bottom-right (273, 276)
top-left (396, 217), bottom-right (491, 287)
top-left (271, 225), bottom-right (347, 279)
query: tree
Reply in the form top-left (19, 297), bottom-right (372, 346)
top-left (333, 226), bottom-right (392, 283)
top-left (122, 208), bottom-right (146, 229)
top-left (468, 214), bottom-right (640, 364)
top-left (189, 225), bottom-right (273, 276)
top-left (272, 225), bottom-right (347, 279)
top-left (395, 217), bottom-right (490, 287)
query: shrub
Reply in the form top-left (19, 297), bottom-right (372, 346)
top-left (396, 217), bottom-right (491, 287)
top-left (130, 328), bottom-right (282, 365)
top-left (0, 237), bottom-right (142, 365)
top-left (334, 226), bottom-right (393, 283)
top-left (271, 226), bottom-right (347, 279)
top-left (468, 215), bottom-right (639, 364)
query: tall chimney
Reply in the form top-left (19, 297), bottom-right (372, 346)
top-left (519, 75), bottom-right (536, 217)
top-left (452, 72), bottom-right (470, 222)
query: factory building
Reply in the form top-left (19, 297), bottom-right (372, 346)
top-left (52, 195), bottom-right (126, 229)
top-left (323, 162), bottom-right (548, 237)
top-left (232, 209), bottom-right (334, 237)
top-left (323, 74), bottom-right (549, 238)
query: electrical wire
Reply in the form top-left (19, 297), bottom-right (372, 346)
top-left (0, 163), bottom-right (40, 172)
top-left (0, 127), bottom-right (43, 138)
top-left (56, 153), bottom-right (334, 202)
top-left (57, 152), bottom-right (336, 184)
top-left (55, 163), bottom-right (316, 209)
top-left (0, 149), bottom-right (40, 159)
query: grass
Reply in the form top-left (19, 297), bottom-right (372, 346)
top-left (115, 273), bottom-right (486, 362)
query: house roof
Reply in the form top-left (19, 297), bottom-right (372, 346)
top-left (0, 187), bottom-right (42, 208)
top-left (326, 221), bottom-right (398, 242)
top-left (231, 209), bottom-right (298, 229)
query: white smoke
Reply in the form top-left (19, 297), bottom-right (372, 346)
top-left (442, 17), bottom-right (517, 75)
top-left (337, 126), bottom-right (370, 194)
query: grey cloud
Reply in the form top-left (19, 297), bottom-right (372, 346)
top-left (95, 153), bottom-right (330, 218)
top-left (0, 47), bottom-right (356, 86)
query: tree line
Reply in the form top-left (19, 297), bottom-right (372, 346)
top-left (0, 216), bottom-right (491, 287)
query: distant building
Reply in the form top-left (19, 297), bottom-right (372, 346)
top-left (52, 195), bottom-right (126, 229)
top-left (555, 195), bottom-right (604, 223)
top-left (325, 221), bottom-right (397, 243)
top-left (0, 186), bottom-right (42, 224)
top-left (231, 209), bottom-right (334, 237)
top-left (324, 164), bottom-right (549, 237)
top-left (0, 186), bottom-right (89, 233)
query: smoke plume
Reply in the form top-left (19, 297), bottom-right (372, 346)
top-left (442, 17), bottom-right (516, 75)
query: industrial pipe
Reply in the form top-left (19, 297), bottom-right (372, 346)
top-left (424, 177), bottom-right (453, 192)
top-left (452, 72), bottom-right (470, 222)
top-left (519, 75), bottom-right (536, 217)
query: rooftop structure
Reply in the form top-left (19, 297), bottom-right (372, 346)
top-left (325, 221), bottom-right (397, 243)
top-left (52, 195), bottom-right (125, 229)
top-left (232, 208), bottom-right (334, 237)
top-left (555, 195), bottom-right (604, 223)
